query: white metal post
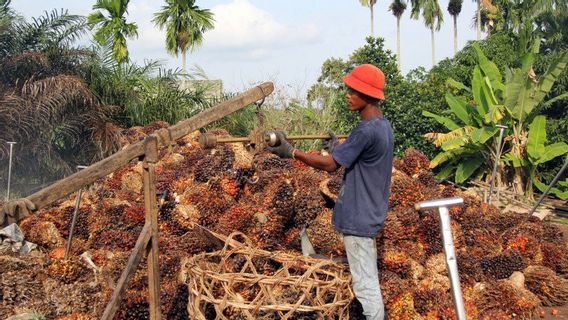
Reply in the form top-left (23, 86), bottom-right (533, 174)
top-left (416, 197), bottom-right (466, 320)
top-left (488, 125), bottom-right (507, 204)
top-left (528, 157), bottom-right (568, 216)
top-left (6, 142), bottom-right (16, 201)
top-left (64, 165), bottom-right (88, 260)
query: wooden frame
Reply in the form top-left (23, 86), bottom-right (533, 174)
top-left (6, 83), bottom-right (274, 320)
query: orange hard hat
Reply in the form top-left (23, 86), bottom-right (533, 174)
top-left (342, 64), bottom-right (385, 100)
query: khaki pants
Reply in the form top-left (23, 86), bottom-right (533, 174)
top-left (343, 235), bottom-right (385, 320)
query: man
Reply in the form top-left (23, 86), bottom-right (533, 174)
top-left (268, 64), bottom-right (394, 320)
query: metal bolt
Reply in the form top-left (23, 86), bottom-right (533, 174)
top-left (488, 125), bottom-right (508, 204)
top-left (415, 197), bottom-right (466, 320)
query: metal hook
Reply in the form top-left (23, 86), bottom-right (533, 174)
top-left (254, 96), bottom-right (265, 107)
top-left (255, 85), bottom-right (267, 107)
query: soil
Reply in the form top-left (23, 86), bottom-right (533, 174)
top-left (537, 306), bottom-right (568, 319)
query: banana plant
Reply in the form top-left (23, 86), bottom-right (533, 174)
top-left (424, 43), bottom-right (568, 199)
top-left (423, 43), bottom-right (505, 184)
top-left (519, 116), bottom-right (568, 197)
top-left (535, 178), bottom-right (568, 201)
top-left (501, 49), bottom-right (568, 197)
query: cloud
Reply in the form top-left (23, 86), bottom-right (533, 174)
top-left (127, 1), bottom-right (165, 52)
top-left (124, 0), bottom-right (320, 62)
top-left (205, 0), bottom-right (320, 56)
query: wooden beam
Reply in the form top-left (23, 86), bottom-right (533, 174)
top-left (101, 223), bottom-right (152, 320)
top-left (21, 82), bottom-right (273, 211)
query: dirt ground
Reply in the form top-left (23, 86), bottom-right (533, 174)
top-left (537, 306), bottom-right (568, 319)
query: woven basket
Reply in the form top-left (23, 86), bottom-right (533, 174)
top-left (180, 232), bottom-right (353, 319)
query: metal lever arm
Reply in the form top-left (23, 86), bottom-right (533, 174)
top-left (200, 132), bottom-right (348, 149)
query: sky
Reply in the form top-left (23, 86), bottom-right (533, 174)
top-left (11, 0), bottom-right (482, 98)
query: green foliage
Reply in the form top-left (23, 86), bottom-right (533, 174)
top-left (0, 8), bottom-right (121, 195)
top-left (153, 0), bottom-right (214, 55)
top-left (88, 0), bottom-right (138, 64)
top-left (308, 37), bottom-right (443, 157)
top-left (535, 177), bottom-right (568, 200)
top-left (424, 53), bottom-right (503, 183)
top-left (153, 0), bottom-right (214, 71)
top-left (389, 0), bottom-right (407, 18)
top-left (84, 45), bottom-right (212, 128)
top-left (426, 43), bottom-right (568, 199)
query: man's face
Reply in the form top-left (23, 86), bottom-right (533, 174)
top-left (346, 87), bottom-right (367, 112)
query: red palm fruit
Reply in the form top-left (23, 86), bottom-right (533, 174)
top-left (399, 148), bottom-right (431, 176)
top-left (386, 291), bottom-right (422, 320)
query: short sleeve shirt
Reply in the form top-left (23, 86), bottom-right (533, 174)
top-left (331, 117), bottom-right (394, 237)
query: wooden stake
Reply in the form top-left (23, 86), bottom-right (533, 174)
top-left (144, 137), bottom-right (161, 320)
top-left (101, 223), bottom-right (152, 320)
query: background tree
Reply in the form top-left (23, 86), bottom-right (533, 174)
top-left (307, 38), bottom-right (445, 157)
top-left (88, 0), bottom-right (138, 64)
top-left (476, 0), bottom-right (481, 39)
top-left (153, 0), bottom-right (214, 73)
top-left (359, 0), bottom-right (378, 36)
top-left (425, 44), bottom-right (568, 198)
top-left (0, 8), bottom-right (120, 195)
top-left (447, 0), bottom-right (463, 55)
top-left (411, 0), bottom-right (444, 66)
top-left (389, 0), bottom-right (407, 70)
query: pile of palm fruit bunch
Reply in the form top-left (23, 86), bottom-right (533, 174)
top-left (0, 122), bottom-right (567, 319)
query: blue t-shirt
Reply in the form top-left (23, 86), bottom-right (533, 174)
top-left (331, 117), bottom-right (394, 237)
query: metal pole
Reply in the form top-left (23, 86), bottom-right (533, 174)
top-left (528, 157), bottom-right (568, 216)
top-left (64, 165), bottom-right (87, 260)
top-left (6, 142), bottom-right (16, 201)
top-left (488, 125), bottom-right (507, 204)
top-left (416, 197), bottom-right (466, 320)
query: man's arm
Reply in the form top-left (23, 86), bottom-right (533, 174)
top-left (293, 150), bottom-right (339, 172)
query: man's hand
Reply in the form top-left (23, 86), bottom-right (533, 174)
top-left (323, 130), bottom-right (339, 154)
top-left (267, 131), bottom-right (295, 159)
top-left (1, 198), bottom-right (36, 225)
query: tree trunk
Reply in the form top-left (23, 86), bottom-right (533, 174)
top-left (453, 15), bottom-right (458, 55)
top-left (370, 6), bottom-right (375, 36)
top-left (512, 166), bottom-right (525, 196)
top-left (431, 26), bottom-right (436, 67)
top-left (477, 0), bottom-right (481, 40)
top-left (182, 49), bottom-right (187, 74)
top-left (396, 17), bottom-right (401, 70)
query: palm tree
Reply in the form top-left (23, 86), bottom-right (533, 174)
top-left (411, 0), bottom-right (444, 67)
top-left (0, 9), bottom-right (120, 189)
top-left (476, 0), bottom-right (481, 40)
top-left (447, 0), bottom-right (463, 54)
top-left (389, 0), bottom-right (407, 70)
top-left (153, 0), bottom-right (214, 73)
top-left (88, 0), bottom-right (138, 64)
top-left (359, 0), bottom-right (378, 36)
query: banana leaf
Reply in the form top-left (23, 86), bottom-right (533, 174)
top-left (538, 142), bottom-right (568, 165)
top-left (445, 93), bottom-right (471, 125)
top-left (455, 156), bottom-right (485, 183)
top-left (423, 111), bottom-right (459, 130)
top-left (527, 115), bottom-right (546, 160)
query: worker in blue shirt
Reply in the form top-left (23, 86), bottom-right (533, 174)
top-left (269, 64), bottom-right (394, 319)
